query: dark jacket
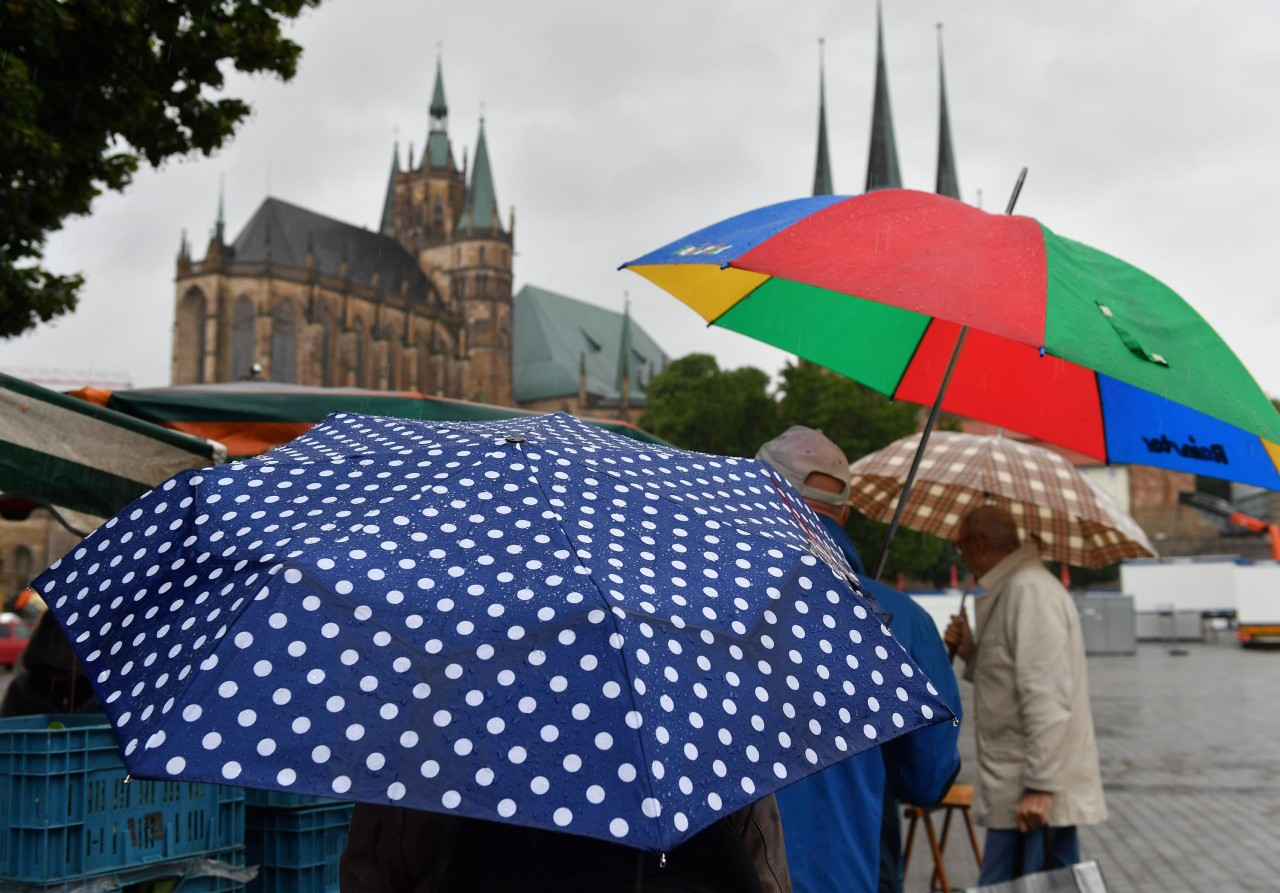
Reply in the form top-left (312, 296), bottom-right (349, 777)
top-left (340, 795), bottom-right (789, 893)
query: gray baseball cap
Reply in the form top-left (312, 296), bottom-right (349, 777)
top-left (755, 426), bottom-right (851, 507)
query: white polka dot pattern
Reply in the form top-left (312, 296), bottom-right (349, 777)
top-left (34, 411), bottom-right (953, 854)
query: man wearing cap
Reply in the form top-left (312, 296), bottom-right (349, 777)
top-left (756, 426), bottom-right (962, 893)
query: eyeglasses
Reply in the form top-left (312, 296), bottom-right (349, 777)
top-left (952, 534), bottom-right (975, 555)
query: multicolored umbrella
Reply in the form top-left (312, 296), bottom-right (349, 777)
top-left (32, 411), bottom-right (954, 854)
top-left (847, 431), bottom-right (1156, 569)
top-left (622, 189), bottom-right (1280, 491)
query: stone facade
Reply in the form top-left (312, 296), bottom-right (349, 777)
top-left (171, 61), bottom-right (513, 405)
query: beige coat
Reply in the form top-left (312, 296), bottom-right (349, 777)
top-left (965, 544), bottom-right (1107, 830)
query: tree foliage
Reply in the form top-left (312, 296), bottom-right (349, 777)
top-left (1, 0), bottom-right (323, 338)
top-left (639, 354), bottom-right (779, 459)
top-left (641, 356), bottom-right (957, 585)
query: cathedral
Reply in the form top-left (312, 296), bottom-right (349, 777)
top-left (171, 59), bottom-right (515, 406)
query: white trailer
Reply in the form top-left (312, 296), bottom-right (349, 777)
top-left (1120, 557), bottom-right (1243, 615)
top-left (1233, 561), bottom-right (1280, 646)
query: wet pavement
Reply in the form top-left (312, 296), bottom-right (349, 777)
top-left (3, 638), bottom-right (1277, 891)
top-left (905, 637), bottom-right (1280, 892)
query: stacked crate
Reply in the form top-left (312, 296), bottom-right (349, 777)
top-left (0, 715), bottom-right (247, 893)
top-left (243, 792), bottom-right (352, 893)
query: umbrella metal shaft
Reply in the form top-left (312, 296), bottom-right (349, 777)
top-left (872, 168), bottom-right (1028, 581)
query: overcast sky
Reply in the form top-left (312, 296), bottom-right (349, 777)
top-left (3, 0), bottom-right (1279, 401)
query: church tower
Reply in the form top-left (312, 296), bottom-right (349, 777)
top-left (382, 57), bottom-right (468, 268)
top-left (452, 117), bottom-right (514, 405)
top-left (174, 57), bottom-right (511, 400)
top-left (379, 55), bottom-right (514, 404)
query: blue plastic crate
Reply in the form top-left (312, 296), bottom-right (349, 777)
top-left (0, 714), bottom-right (245, 885)
top-left (244, 803), bottom-right (353, 893)
top-left (241, 790), bottom-right (342, 810)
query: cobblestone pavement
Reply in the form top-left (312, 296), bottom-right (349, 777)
top-left (4, 639), bottom-right (1278, 892)
top-left (904, 638), bottom-right (1280, 892)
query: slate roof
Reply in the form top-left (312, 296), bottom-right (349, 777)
top-left (230, 198), bottom-right (436, 306)
top-left (513, 285), bottom-right (669, 405)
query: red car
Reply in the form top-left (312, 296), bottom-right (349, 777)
top-left (0, 614), bottom-right (33, 670)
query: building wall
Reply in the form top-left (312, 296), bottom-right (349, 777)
top-left (172, 260), bottom-right (470, 393)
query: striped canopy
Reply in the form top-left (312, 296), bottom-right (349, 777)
top-left (0, 372), bottom-right (225, 522)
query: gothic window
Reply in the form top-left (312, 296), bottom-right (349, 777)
top-left (315, 306), bottom-right (332, 386)
top-left (271, 300), bottom-right (298, 383)
top-left (231, 296), bottom-right (256, 381)
top-left (433, 198), bottom-right (443, 231)
top-left (352, 318), bottom-right (367, 388)
top-left (175, 288), bottom-right (206, 384)
top-left (479, 246), bottom-right (485, 265)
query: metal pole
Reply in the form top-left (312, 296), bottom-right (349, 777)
top-left (872, 168), bottom-right (1028, 581)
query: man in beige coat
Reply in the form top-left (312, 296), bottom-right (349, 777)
top-left (944, 505), bottom-right (1106, 885)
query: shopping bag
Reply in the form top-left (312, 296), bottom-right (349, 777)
top-left (962, 860), bottom-right (1109, 893)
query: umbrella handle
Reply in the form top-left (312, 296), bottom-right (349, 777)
top-left (946, 577), bottom-right (974, 663)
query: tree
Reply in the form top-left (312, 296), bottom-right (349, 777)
top-left (1, 0), bottom-right (323, 338)
top-left (638, 354), bottom-right (778, 459)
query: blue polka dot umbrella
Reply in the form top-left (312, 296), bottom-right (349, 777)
top-left (33, 412), bottom-right (954, 854)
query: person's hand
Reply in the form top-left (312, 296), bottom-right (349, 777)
top-left (943, 609), bottom-right (975, 663)
top-left (1016, 790), bottom-right (1054, 832)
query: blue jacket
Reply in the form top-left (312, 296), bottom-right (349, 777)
top-left (775, 516), bottom-right (962, 893)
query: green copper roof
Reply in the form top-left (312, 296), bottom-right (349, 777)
top-left (425, 133), bottom-right (454, 170)
top-left (430, 57), bottom-right (448, 119)
top-left (379, 141), bottom-right (399, 236)
top-left (424, 57), bottom-right (455, 170)
top-left (614, 303), bottom-right (633, 395)
top-left (513, 285), bottom-right (669, 405)
top-left (935, 26), bottom-right (961, 200)
top-left (865, 2), bottom-right (903, 191)
top-left (457, 118), bottom-right (501, 233)
top-left (813, 41), bottom-right (834, 196)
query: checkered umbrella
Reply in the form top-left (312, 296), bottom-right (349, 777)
top-left (847, 431), bottom-right (1156, 568)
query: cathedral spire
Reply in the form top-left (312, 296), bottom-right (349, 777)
top-left (934, 23), bottom-right (961, 200)
top-left (813, 39), bottom-right (834, 197)
top-left (424, 53), bottom-right (456, 171)
top-left (616, 299), bottom-right (633, 409)
top-left (864, 0), bottom-right (902, 191)
top-left (429, 53), bottom-right (448, 122)
top-left (215, 175), bottom-right (226, 242)
top-left (458, 116), bottom-right (502, 233)
top-left (380, 139), bottom-right (400, 236)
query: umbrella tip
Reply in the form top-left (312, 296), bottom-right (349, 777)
top-left (505, 435), bottom-right (526, 443)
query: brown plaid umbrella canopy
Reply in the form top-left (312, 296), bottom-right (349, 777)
top-left (848, 431), bottom-right (1157, 568)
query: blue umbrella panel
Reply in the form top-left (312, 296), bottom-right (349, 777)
top-left (34, 412), bottom-right (954, 854)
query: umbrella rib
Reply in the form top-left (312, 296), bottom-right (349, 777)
top-left (510, 440), bottom-right (672, 847)
top-left (702, 269), bottom-right (774, 328)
